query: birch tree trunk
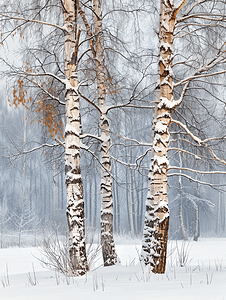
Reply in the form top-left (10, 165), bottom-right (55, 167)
top-left (217, 191), bottom-right (221, 234)
top-left (141, 0), bottom-right (184, 274)
top-left (64, 0), bottom-right (88, 275)
top-left (194, 178), bottom-right (199, 241)
top-left (180, 202), bottom-right (187, 241)
top-left (179, 147), bottom-right (187, 240)
top-left (93, 0), bottom-right (117, 266)
top-left (193, 205), bottom-right (199, 241)
top-left (128, 148), bottom-right (135, 237)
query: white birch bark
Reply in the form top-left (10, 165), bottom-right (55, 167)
top-left (93, 0), bottom-right (117, 266)
top-left (64, 0), bottom-right (88, 275)
top-left (141, 0), bottom-right (180, 274)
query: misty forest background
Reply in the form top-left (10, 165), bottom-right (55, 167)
top-left (0, 0), bottom-right (226, 249)
top-left (0, 93), bottom-right (225, 247)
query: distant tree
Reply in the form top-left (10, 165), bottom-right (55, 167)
top-left (0, 193), bottom-right (11, 248)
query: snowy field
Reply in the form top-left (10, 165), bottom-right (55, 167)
top-left (0, 238), bottom-right (226, 300)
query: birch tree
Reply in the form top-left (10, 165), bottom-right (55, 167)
top-left (141, 0), bottom-right (226, 273)
top-left (141, 0), bottom-right (180, 274)
top-left (73, 0), bottom-right (118, 266)
top-left (63, 0), bottom-right (88, 275)
top-left (93, 0), bottom-right (117, 266)
top-left (0, 0), bottom-right (89, 275)
top-left (77, 1), bottom-right (151, 265)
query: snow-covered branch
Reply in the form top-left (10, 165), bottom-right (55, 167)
top-left (135, 148), bottom-right (151, 171)
top-left (108, 104), bottom-right (155, 110)
top-left (171, 119), bottom-right (202, 144)
top-left (168, 166), bottom-right (226, 175)
top-left (205, 146), bottom-right (226, 167)
top-left (80, 133), bottom-right (103, 142)
top-left (177, 12), bottom-right (226, 23)
top-left (174, 69), bottom-right (226, 88)
top-left (110, 154), bottom-right (136, 169)
top-left (168, 173), bottom-right (225, 189)
top-left (169, 147), bottom-right (198, 158)
top-left (19, 75), bottom-right (65, 106)
top-left (14, 70), bottom-right (66, 85)
top-left (168, 147), bottom-right (209, 161)
top-left (170, 121), bottom-right (226, 166)
top-left (4, 143), bottom-right (59, 158)
top-left (110, 131), bottom-right (152, 146)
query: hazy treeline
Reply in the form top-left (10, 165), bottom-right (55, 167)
top-left (0, 92), bottom-right (225, 248)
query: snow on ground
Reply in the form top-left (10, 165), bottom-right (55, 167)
top-left (0, 238), bottom-right (226, 300)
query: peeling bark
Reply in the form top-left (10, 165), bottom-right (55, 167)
top-left (64, 0), bottom-right (88, 275)
top-left (93, 0), bottom-right (117, 266)
top-left (141, 0), bottom-right (178, 274)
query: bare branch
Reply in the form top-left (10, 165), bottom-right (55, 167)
top-left (173, 0), bottom-right (187, 18)
top-left (55, 138), bottom-right (65, 148)
top-left (0, 13), bottom-right (66, 32)
top-left (80, 143), bottom-right (117, 182)
top-left (180, 0), bottom-right (207, 17)
top-left (59, 0), bottom-right (68, 13)
top-left (78, 5), bottom-right (96, 57)
top-left (78, 91), bottom-right (101, 114)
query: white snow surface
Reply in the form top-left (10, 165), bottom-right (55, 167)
top-left (0, 238), bottom-right (226, 299)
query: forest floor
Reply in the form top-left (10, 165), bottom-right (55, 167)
top-left (0, 238), bottom-right (225, 300)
